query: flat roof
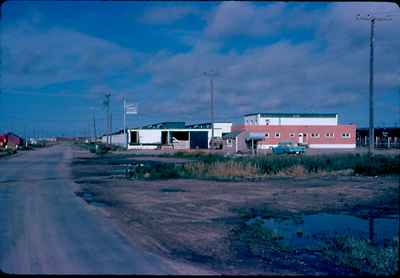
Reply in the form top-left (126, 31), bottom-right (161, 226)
top-left (141, 122), bottom-right (186, 129)
top-left (244, 113), bottom-right (338, 118)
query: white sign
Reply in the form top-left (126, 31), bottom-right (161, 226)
top-left (125, 103), bottom-right (138, 115)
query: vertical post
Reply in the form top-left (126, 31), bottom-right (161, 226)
top-left (204, 70), bottom-right (219, 149)
top-left (123, 98), bottom-right (127, 149)
top-left (368, 18), bottom-right (375, 156)
top-left (210, 78), bottom-right (214, 140)
top-left (92, 110), bottom-right (97, 141)
top-left (110, 112), bottom-right (113, 145)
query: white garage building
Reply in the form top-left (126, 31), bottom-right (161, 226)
top-left (103, 122), bottom-right (232, 150)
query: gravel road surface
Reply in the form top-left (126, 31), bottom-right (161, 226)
top-left (0, 145), bottom-right (175, 274)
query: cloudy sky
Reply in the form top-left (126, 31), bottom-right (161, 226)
top-left (1, 1), bottom-right (399, 137)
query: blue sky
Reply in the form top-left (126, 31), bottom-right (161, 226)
top-left (1, 1), bottom-right (399, 137)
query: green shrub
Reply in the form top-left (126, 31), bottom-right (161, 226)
top-left (129, 162), bottom-right (180, 180)
top-left (321, 235), bottom-right (399, 275)
top-left (88, 144), bottom-right (110, 155)
top-left (232, 220), bottom-right (289, 258)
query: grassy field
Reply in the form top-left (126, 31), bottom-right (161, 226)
top-left (127, 152), bottom-right (400, 181)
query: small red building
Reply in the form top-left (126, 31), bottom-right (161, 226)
top-left (0, 133), bottom-right (23, 150)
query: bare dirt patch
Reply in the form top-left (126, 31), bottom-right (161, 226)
top-left (70, 149), bottom-right (399, 275)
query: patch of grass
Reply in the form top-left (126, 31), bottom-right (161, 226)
top-left (320, 235), bottom-right (399, 276)
top-left (129, 162), bottom-right (180, 180)
top-left (180, 153), bottom-right (399, 180)
top-left (113, 152), bottom-right (400, 182)
top-left (161, 151), bottom-right (226, 163)
top-left (231, 219), bottom-right (290, 259)
top-left (181, 160), bottom-right (259, 179)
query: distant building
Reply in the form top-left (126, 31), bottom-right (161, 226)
top-left (0, 133), bottom-right (24, 150)
top-left (356, 127), bottom-right (400, 149)
top-left (223, 113), bottom-right (356, 153)
top-left (102, 122), bottom-right (232, 150)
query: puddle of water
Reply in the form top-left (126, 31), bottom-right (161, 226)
top-left (248, 213), bottom-right (399, 249)
top-left (75, 191), bottom-right (111, 208)
top-left (90, 201), bottom-right (110, 207)
top-left (75, 191), bottom-right (94, 201)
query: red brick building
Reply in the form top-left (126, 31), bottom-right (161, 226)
top-left (223, 113), bottom-right (356, 153)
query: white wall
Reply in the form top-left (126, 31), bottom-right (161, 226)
top-left (138, 129), bottom-right (162, 144)
top-left (277, 117), bottom-right (337, 126)
top-left (127, 128), bottom-right (214, 149)
top-left (101, 133), bottom-right (126, 146)
top-left (245, 114), bottom-right (338, 126)
top-left (111, 134), bottom-right (126, 146)
top-left (213, 123), bottom-right (232, 137)
top-left (128, 145), bottom-right (158, 150)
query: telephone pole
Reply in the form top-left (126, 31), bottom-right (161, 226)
top-left (91, 108), bottom-right (97, 142)
top-left (103, 93), bottom-right (111, 144)
top-left (356, 13), bottom-right (391, 155)
top-left (203, 70), bottom-right (219, 146)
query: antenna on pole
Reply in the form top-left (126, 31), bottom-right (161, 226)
top-left (203, 70), bottom-right (220, 148)
top-left (356, 13), bottom-right (392, 156)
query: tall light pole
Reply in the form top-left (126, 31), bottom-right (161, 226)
top-left (204, 70), bottom-right (219, 146)
top-left (357, 13), bottom-right (392, 155)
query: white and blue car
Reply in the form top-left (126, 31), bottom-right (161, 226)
top-left (272, 141), bottom-right (306, 155)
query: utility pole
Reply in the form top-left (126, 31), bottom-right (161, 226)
top-left (110, 112), bottom-right (113, 145)
top-left (91, 108), bottom-right (97, 142)
top-left (103, 93), bottom-right (111, 144)
top-left (203, 70), bottom-right (219, 148)
top-left (123, 98), bottom-right (127, 149)
top-left (357, 13), bottom-right (392, 155)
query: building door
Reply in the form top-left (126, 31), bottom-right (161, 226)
top-left (130, 131), bottom-right (138, 145)
top-left (161, 131), bottom-right (168, 145)
top-left (190, 131), bottom-right (208, 149)
top-left (298, 133), bottom-right (304, 144)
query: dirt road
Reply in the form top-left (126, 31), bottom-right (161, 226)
top-left (0, 144), bottom-right (175, 274)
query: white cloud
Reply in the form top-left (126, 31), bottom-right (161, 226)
top-left (1, 22), bottom-right (140, 90)
top-left (139, 2), bottom-right (399, 124)
top-left (205, 2), bottom-right (286, 39)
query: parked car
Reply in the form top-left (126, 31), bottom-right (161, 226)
top-left (272, 141), bottom-right (305, 155)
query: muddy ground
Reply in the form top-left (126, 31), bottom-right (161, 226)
top-left (70, 148), bottom-right (399, 275)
